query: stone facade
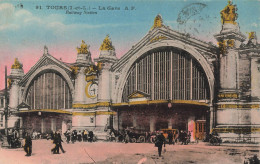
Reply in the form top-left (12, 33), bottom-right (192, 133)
top-left (1, 1), bottom-right (260, 142)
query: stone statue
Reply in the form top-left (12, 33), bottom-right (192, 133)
top-left (100, 35), bottom-right (114, 51)
top-left (11, 58), bottom-right (23, 69)
top-left (77, 40), bottom-right (89, 54)
top-left (220, 0), bottom-right (238, 24)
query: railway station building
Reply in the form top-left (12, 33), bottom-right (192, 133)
top-left (1, 1), bottom-right (260, 142)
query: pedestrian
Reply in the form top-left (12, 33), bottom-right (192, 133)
top-left (88, 131), bottom-right (94, 142)
top-left (57, 131), bottom-right (66, 153)
top-left (155, 131), bottom-right (166, 157)
top-left (124, 130), bottom-right (130, 143)
top-left (183, 131), bottom-right (188, 145)
top-left (179, 130), bottom-right (184, 144)
top-left (71, 130), bottom-right (77, 143)
top-left (83, 130), bottom-right (88, 142)
top-left (65, 129), bottom-right (71, 144)
top-left (168, 131), bottom-right (173, 145)
top-left (7, 129), bottom-right (12, 147)
top-left (51, 131), bottom-right (59, 154)
top-left (78, 130), bottom-right (82, 142)
top-left (24, 133), bottom-right (32, 156)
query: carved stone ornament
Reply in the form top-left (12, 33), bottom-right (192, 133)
top-left (11, 58), bottom-right (23, 69)
top-left (77, 40), bottom-right (89, 54)
top-left (220, 0), bottom-right (238, 25)
top-left (100, 35), bottom-right (115, 51)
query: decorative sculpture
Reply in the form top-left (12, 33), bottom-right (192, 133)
top-left (11, 58), bottom-right (23, 69)
top-left (220, 0), bottom-right (238, 24)
top-left (100, 35), bottom-right (114, 51)
top-left (77, 40), bottom-right (89, 54)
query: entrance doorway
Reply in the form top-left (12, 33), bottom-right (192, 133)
top-left (195, 120), bottom-right (206, 140)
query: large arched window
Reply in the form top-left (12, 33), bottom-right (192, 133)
top-left (25, 71), bottom-right (72, 109)
top-left (122, 47), bottom-right (210, 102)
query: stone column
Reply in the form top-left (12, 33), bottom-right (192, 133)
top-left (119, 111), bottom-right (123, 130)
top-left (9, 58), bottom-right (24, 110)
top-left (210, 105), bottom-right (214, 132)
top-left (9, 80), bottom-right (20, 109)
top-left (97, 63), bottom-right (112, 102)
top-left (41, 118), bottom-right (44, 133)
top-left (133, 115), bottom-right (137, 128)
top-left (188, 116), bottom-right (195, 142)
top-left (150, 116), bottom-right (156, 132)
top-left (74, 67), bottom-right (86, 103)
top-left (168, 118), bottom-right (172, 129)
top-left (51, 118), bottom-right (56, 132)
top-left (62, 121), bottom-right (67, 135)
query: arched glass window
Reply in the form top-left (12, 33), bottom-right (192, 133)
top-left (122, 47), bottom-right (210, 102)
top-left (25, 71), bottom-right (72, 109)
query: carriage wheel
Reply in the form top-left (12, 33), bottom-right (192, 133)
top-left (131, 138), bottom-right (137, 143)
top-left (139, 136), bottom-right (145, 143)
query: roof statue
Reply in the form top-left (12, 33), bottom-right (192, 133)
top-left (43, 45), bottom-right (48, 55)
top-left (77, 40), bottom-right (89, 54)
top-left (100, 35), bottom-right (115, 51)
top-left (249, 32), bottom-right (256, 40)
top-left (247, 32), bottom-right (258, 46)
top-left (151, 15), bottom-right (163, 29)
top-left (220, 0), bottom-right (238, 24)
top-left (11, 58), bottom-right (23, 69)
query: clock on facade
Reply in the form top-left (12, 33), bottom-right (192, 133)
top-left (85, 82), bottom-right (98, 98)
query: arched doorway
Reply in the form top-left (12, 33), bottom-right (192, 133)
top-left (117, 46), bottom-right (211, 141)
top-left (20, 70), bottom-right (73, 134)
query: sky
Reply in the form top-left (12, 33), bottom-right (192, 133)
top-left (0, 0), bottom-right (260, 90)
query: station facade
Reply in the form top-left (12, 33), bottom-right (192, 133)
top-left (2, 1), bottom-right (260, 142)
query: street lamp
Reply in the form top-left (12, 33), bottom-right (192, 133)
top-left (168, 99), bottom-right (172, 108)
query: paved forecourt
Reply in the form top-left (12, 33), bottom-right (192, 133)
top-left (0, 140), bottom-right (260, 164)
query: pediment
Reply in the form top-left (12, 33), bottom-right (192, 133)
top-left (17, 102), bottom-right (31, 110)
top-left (19, 54), bottom-right (72, 86)
top-left (128, 90), bottom-right (150, 100)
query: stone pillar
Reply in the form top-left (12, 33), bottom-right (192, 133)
top-left (119, 111), bottom-right (123, 130)
top-left (19, 118), bottom-right (23, 128)
top-left (150, 116), bottom-right (156, 132)
top-left (74, 67), bottom-right (86, 103)
top-left (62, 121), bottom-right (67, 135)
top-left (210, 105), bottom-right (214, 132)
top-left (97, 65), bottom-right (111, 102)
top-left (133, 115), bottom-right (137, 128)
top-left (9, 80), bottom-right (20, 109)
top-left (51, 118), bottom-right (56, 132)
top-left (219, 49), bottom-right (238, 89)
top-left (9, 58), bottom-right (24, 110)
top-left (41, 118), bottom-right (44, 133)
top-left (168, 118), bottom-right (172, 129)
top-left (95, 36), bottom-right (118, 103)
top-left (188, 116), bottom-right (195, 142)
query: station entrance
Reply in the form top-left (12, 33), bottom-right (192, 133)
top-left (116, 102), bottom-right (209, 141)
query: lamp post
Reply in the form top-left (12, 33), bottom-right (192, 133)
top-left (4, 66), bottom-right (8, 136)
top-left (108, 100), bottom-right (113, 130)
top-left (1, 66), bottom-right (10, 147)
top-left (168, 100), bottom-right (172, 109)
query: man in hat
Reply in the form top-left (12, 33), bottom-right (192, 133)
top-left (155, 131), bottom-right (166, 157)
top-left (24, 133), bottom-right (32, 156)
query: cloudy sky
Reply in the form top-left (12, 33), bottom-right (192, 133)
top-left (0, 0), bottom-right (260, 89)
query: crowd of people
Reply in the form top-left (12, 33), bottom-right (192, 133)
top-left (63, 129), bottom-right (95, 143)
top-left (7, 128), bottom-right (21, 148)
top-left (3, 127), bottom-right (194, 157)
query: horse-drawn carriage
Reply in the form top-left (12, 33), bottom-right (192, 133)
top-left (126, 128), bottom-right (146, 143)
